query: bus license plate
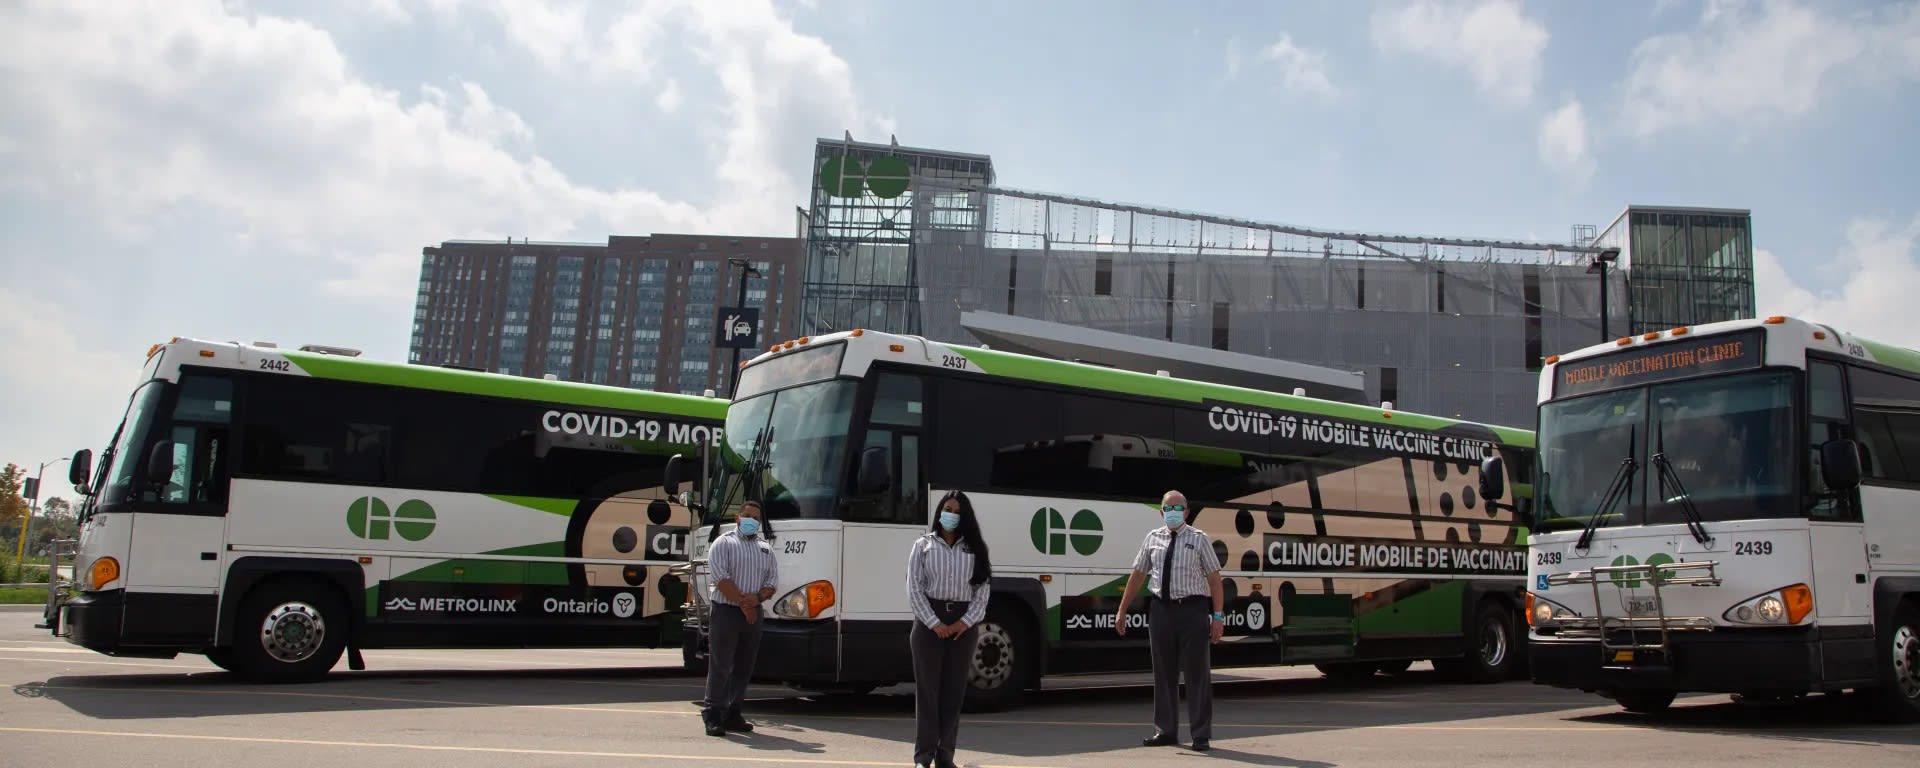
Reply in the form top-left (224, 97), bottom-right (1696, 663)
top-left (1613, 650), bottom-right (1634, 663)
top-left (1627, 598), bottom-right (1658, 616)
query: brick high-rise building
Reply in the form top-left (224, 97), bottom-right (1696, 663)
top-left (410, 234), bottom-right (803, 395)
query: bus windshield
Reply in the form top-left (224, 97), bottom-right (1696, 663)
top-left (93, 380), bottom-right (170, 512)
top-left (1536, 370), bottom-right (1798, 533)
top-left (707, 379), bottom-right (858, 522)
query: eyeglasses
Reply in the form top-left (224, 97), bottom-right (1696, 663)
top-left (1161, 504), bottom-right (1186, 512)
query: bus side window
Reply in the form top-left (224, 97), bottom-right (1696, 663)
top-left (160, 374), bottom-right (234, 506)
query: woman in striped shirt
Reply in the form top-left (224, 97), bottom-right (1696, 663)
top-left (904, 490), bottom-right (993, 768)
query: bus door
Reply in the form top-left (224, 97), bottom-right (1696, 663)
top-left (1807, 361), bottom-right (1870, 622)
top-left (839, 372), bottom-right (929, 623)
top-left (126, 372), bottom-right (235, 597)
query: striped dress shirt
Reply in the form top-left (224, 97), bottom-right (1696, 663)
top-left (1131, 525), bottom-right (1222, 601)
top-left (906, 532), bottom-right (991, 629)
top-left (708, 530), bottom-right (778, 606)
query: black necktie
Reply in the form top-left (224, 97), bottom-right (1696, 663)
top-left (1159, 529), bottom-right (1178, 600)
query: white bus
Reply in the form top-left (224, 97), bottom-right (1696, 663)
top-left (667, 328), bottom-right (1538, 711)
top-left (47, 337), bottom-right (725, 682)
top-left (1519, 316), bottom-right (1920, 720)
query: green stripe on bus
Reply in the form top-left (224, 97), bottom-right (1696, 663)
top-left (955, 347), bottom-right (1533, 446)
top-left (1351, 580), bottom-right (1466, 635)
top-left (283, 350), bottom-right (727, 418)
top-left (1861, 339), bottom-right (1920, 377)
top-left (487, 495), bottom-right (578, 517)
top-left (389, 542), bottom-right (571, 585)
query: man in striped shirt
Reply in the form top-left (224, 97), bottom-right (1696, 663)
top-left (1113, 489), bottom-right (1225, 752)
top-left (703, 501), bottom-right (779, 737)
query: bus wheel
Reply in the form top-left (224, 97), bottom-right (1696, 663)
top-left (964, 606), bottom-right (1034, 713)
top-left (1612, 690), bottom-right (1676, 714)
top-left (1434, 601), bottom-right (1517, 684)
top-left (232, 579), bottom-right (347, 684)
top-left (1866, 602), bottom-right (1920, 723)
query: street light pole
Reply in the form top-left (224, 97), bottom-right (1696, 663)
top-left (726, 257), bottom-right (763, 398)
top-left (15, 456), bottom-right (68, 566)
top-left (1588, 247), bottom-right (1621, 343)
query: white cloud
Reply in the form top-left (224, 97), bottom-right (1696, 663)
top-left (1622, 0), bottom-right (1920, 138)
top-left (656, 77), bottom-right (684, 113)
top-left (1537, 99), bottom-right (1594, 186)
top-left (0, 0), bottom-right (887, 478)
top-left (1370, 0), bottom-right (1549, 106)
top-left (1755, 214), bottom-right (1920, 349)
top-left (1258, 34), bottom-right (1336, 97)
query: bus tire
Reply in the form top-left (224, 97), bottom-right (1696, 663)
top-left (1434, 601), bottom-right (1517, 684)
top-left (231, 577), bottom-right (347, 684)
top-left (1612, 690), bottom-right (1676, 714)
top-left (963, 604), bottom-right (1035, 713)
top-left (1866, 601), bottom-right (1920, 723)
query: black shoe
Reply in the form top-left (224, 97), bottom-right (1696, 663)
top-left (724, 717), bottom-right (754, 733)
top-left (705, 722), bottom-right (726, 737)
top-left (1142, 732), bottom-right (1177, 747)
top-left (1192, 738), bottom-right (1211, 751)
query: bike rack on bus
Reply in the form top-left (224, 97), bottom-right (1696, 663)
top-left (1545, 559), bottom-right (1720, 668)
top-left (34, 537), bottom-right (79, 635)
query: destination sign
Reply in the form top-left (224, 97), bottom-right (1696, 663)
top-left (1555, 329), bottom-right (1765, 398)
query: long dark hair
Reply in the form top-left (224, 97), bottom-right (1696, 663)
top-left (931, 490), bottom-right (992, 586)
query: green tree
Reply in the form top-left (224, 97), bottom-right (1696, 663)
top-left (31, 497), bottom-right (79, 554)
top-left (0, 463), bottom-right (26, 530)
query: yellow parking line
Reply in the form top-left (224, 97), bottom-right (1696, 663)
top-left (0, 726), bottom-right (1066, 767)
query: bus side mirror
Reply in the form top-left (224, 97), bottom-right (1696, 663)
top-left (1478, 456), bottom-right (1506, 501)
top-left (664, 454), bottom-right (686, 497)
top-left (1820, 439), bottom-right (1862, 491)
top-left (857, 446), bottom-right (892, 496)
top-left (146, 440), bottom-right (175, 485)
top-left (69, 449), bottom-right (92, 491)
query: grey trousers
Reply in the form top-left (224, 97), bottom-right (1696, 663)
top-left (910, 620), bottom-right (979, 766)
top-left (1148, 597), bottom-right (1213, 741)
top-left (703, 604), bottom-right (764, 725)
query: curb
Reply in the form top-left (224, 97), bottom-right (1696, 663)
top-left (0, 604), bottom-right (49, 613)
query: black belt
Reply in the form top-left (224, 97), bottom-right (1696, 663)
top-left (1154, 594), bottom-right (1209, 605)
top-left (925, 596), bottom-right (970, 624)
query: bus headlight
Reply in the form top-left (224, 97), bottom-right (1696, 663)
top-left (1527, 592), bottom-right (1577, 627)
top-left (1724, 584), bottom-right (1813, 625)
top-left (772, 580), bottom-right (835, 619)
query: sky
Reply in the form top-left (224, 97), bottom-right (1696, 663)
top-left (2, 0), bottom-right (1918, 489)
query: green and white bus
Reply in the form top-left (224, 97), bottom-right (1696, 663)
top-left (1521, 316), bottom-right (1920, 720)
top-left (669, 328), bottom-right (1537, 711)
top-left (48, 337), bottom-right (725, 682)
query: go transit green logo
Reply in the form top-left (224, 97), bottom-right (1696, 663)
top-left (1606, 553), bottom-right (1677, 588)
top-left (1030, 507), bottom-right (1103, 556)
top-left (347, 497), bottom-right (437, 542)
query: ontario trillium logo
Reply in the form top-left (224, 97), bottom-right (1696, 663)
top-left (347, 497), bottom-right (436, 541)
top-left (1244, 601), bottom-right (1267, 631)
top-left (1029, 507), bottom-right (1103, 556)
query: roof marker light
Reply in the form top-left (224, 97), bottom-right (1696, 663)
top-left (199, 350), bottom-right (215, 358)
top-left (851, 329), bottom-right (865, 337)
top-left (889, 344), bottom-right (905, 352)
top-left (1545, 355), bottom-right (1560, 365)
top-left (1616, 337), bottom-right (1634, 346)
top-left (1814, 331), bottom-right (1827, 340)
top-left (1670, 326), bottom-right (1690, 336)
top-left (1643, 332), bottom-right (1660, 341)
top-left (1765, 316), bottom-right (1786, 324)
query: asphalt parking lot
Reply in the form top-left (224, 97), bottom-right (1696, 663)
top-left (2, 609), bottom-right (1915, 767)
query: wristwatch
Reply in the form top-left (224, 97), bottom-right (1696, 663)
top-left (1210, 612), bottom-right (1225, 622)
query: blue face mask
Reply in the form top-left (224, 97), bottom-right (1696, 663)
top-left (737, 517), bottom-right (761, 537)
top-left (939, 511), bottom-right (962, 531)
top-left (1163, 504), bottom-right (1186, 528)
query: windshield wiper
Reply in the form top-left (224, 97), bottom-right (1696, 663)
top-left (706, 425), bottom-right (773, 538)
top-left (1576, 425), bottom-right (1637, 552)
top-left (1652, 421), bottom-right (1714, 546)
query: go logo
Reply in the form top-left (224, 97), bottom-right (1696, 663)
top-left (1030, 507), bottom-right (1103, 556)
top-left (818, 155), bottom-right (911, 199)
top-left (1605, 553), bottom-right (1678, 588)
top-left (347, 497), bottom-right (437, 542)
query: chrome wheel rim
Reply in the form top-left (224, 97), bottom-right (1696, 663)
top-left (1480, 616), bottom-right (1509, 668)
top-left (1893, 624), bottom-right (1920, 700)
top-left (970, 622), bottom-right (1014, 691)
top-left (260, 601), bottom-right (326, 664)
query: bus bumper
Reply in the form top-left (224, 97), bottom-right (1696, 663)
top-left (1528, 627), bottom-right (1829, 694)
top-left (62, 589), bottom-right (209, 658)
top-left (751, 618), bottom-right (910, 688)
